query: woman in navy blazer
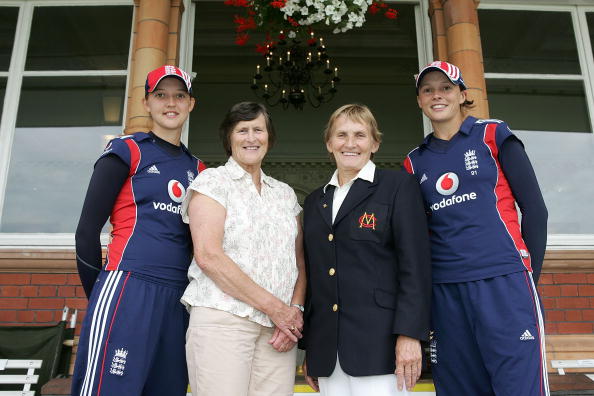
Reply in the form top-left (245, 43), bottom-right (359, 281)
top-left (301, 104), bottom-right (432, 396)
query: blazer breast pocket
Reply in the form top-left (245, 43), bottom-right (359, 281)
top-left (349, 203), bottom-right (388, 243)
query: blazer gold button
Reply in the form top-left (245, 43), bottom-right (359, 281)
top-left (328, 233), bottom-right (334, 241)
top-left (323, 203), bottom-right (328, 208)
top-left (329, 268), bottom-right (335, 276)
top-left (332, 304), bottom-right (338, 312)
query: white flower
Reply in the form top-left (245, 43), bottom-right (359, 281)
top-left (288, 30), bottom-right (297, 38)
top-left (278, 0), bottom-right (373, 34)
top-left (282, 2), bottom-right (298, 15)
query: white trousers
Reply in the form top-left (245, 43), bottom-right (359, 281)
top-left (319, 355), bottom-right (411, 396)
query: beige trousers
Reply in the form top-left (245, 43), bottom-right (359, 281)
top-left (186, 306), bottom-right (297, 396)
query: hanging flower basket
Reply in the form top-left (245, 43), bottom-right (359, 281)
top-left (225, 0), bottom-right (398, 48)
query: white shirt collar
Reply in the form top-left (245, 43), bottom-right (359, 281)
top-left (323, 160), bottom-right (376, 193)
top-left (225, 156), bottom-right (276, 187)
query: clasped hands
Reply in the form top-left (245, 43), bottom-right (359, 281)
top-left (268, 304), bottom-right (303, 353)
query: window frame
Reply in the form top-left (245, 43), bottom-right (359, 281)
top-left (479, 2), bottom-right (594, 133)
top-left (0, 0), bottom-right (133, 246)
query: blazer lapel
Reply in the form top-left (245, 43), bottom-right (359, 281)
top-left (334, 172), bottom-right (379, 226)
top-left (318, 185), bottom-right (334, 229)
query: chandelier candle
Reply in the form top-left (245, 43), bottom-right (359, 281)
top-left (250, 32), bottom-right (341, 110)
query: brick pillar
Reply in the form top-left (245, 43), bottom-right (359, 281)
top-left (441, 0), bottom-right (488, 118)
top-left (125, 0), bottom-right (174, 134)
top-left (167, 0), bottom-right (185, 66)
top-left (428, 0), bottom-right (488, 118)
top-left (428, 0), bottom-right (448, 61)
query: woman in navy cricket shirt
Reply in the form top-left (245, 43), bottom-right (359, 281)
top-left (72, 65), bottom-right (203, 396)
top-left (404, 61), bottom-right (550, 396)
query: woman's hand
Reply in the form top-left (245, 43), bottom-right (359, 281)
top-left (268, 327), bottom-right (297, 352)
top-left (395, 335), bottom-right (422, 391)
top-left (268, 304), bottom-right (303, 342)
top-left (303, 357), bottom-right (319, 392)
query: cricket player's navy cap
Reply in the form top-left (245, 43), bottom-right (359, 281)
top-left (415, 61), bottom-right (467, 93)
top-left (145, 65), bottom-right (193, 95)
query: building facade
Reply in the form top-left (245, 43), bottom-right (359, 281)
top-left (0, 0), bottom-right (593, 379)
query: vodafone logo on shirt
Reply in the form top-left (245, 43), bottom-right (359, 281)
top-left (430, 172), bottom-right (477, 211)
top-left (168, 180), bottom-right (186, 203)
top-left (152, 180), bottom-right (185, 215)
top-left (436, 172), bottom-right (459, 195)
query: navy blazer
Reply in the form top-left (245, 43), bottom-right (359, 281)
top-left (301, 168), bottom-right (431, 377)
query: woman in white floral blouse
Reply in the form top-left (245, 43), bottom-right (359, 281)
top-left (180, 102), bottom-right (306, 396)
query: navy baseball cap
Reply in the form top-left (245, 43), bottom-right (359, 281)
top-left (415, 61), bottom-right (467, 92)
top-left (145, 65), bottom-right (192, 95)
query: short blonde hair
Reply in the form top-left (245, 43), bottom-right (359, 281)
top-left (323, 104), bottom-right (383, 147)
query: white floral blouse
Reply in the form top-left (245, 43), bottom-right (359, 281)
top-left (180, 157), bottom-right (302, 327)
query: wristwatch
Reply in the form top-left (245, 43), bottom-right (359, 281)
top-left (291, 304), bottom-right (305, 312)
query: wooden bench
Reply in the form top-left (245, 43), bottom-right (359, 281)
top-left (551, 359), bottom-right (594, 382)
top-left (0, 359), bottom-right (42, 396)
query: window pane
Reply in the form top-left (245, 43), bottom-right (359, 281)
top-left (516, 131), bottom-right (594, 234)
top-left (0, 77), bottom-right (126, 233)
top-left (189, 2), bottom-right (422, 167)
top-left (486, 79), bottom-right (590, 132)
top-left (26, 6), bottom-right (132, 70)
top-left (16, 76), bottom-right (126, 127)
top-left (0, 7), bottom-right (18, 71)
top-left (479, 10), bottom-right (579, 74)
top-left (0, 127), bottom-right (119, 233)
